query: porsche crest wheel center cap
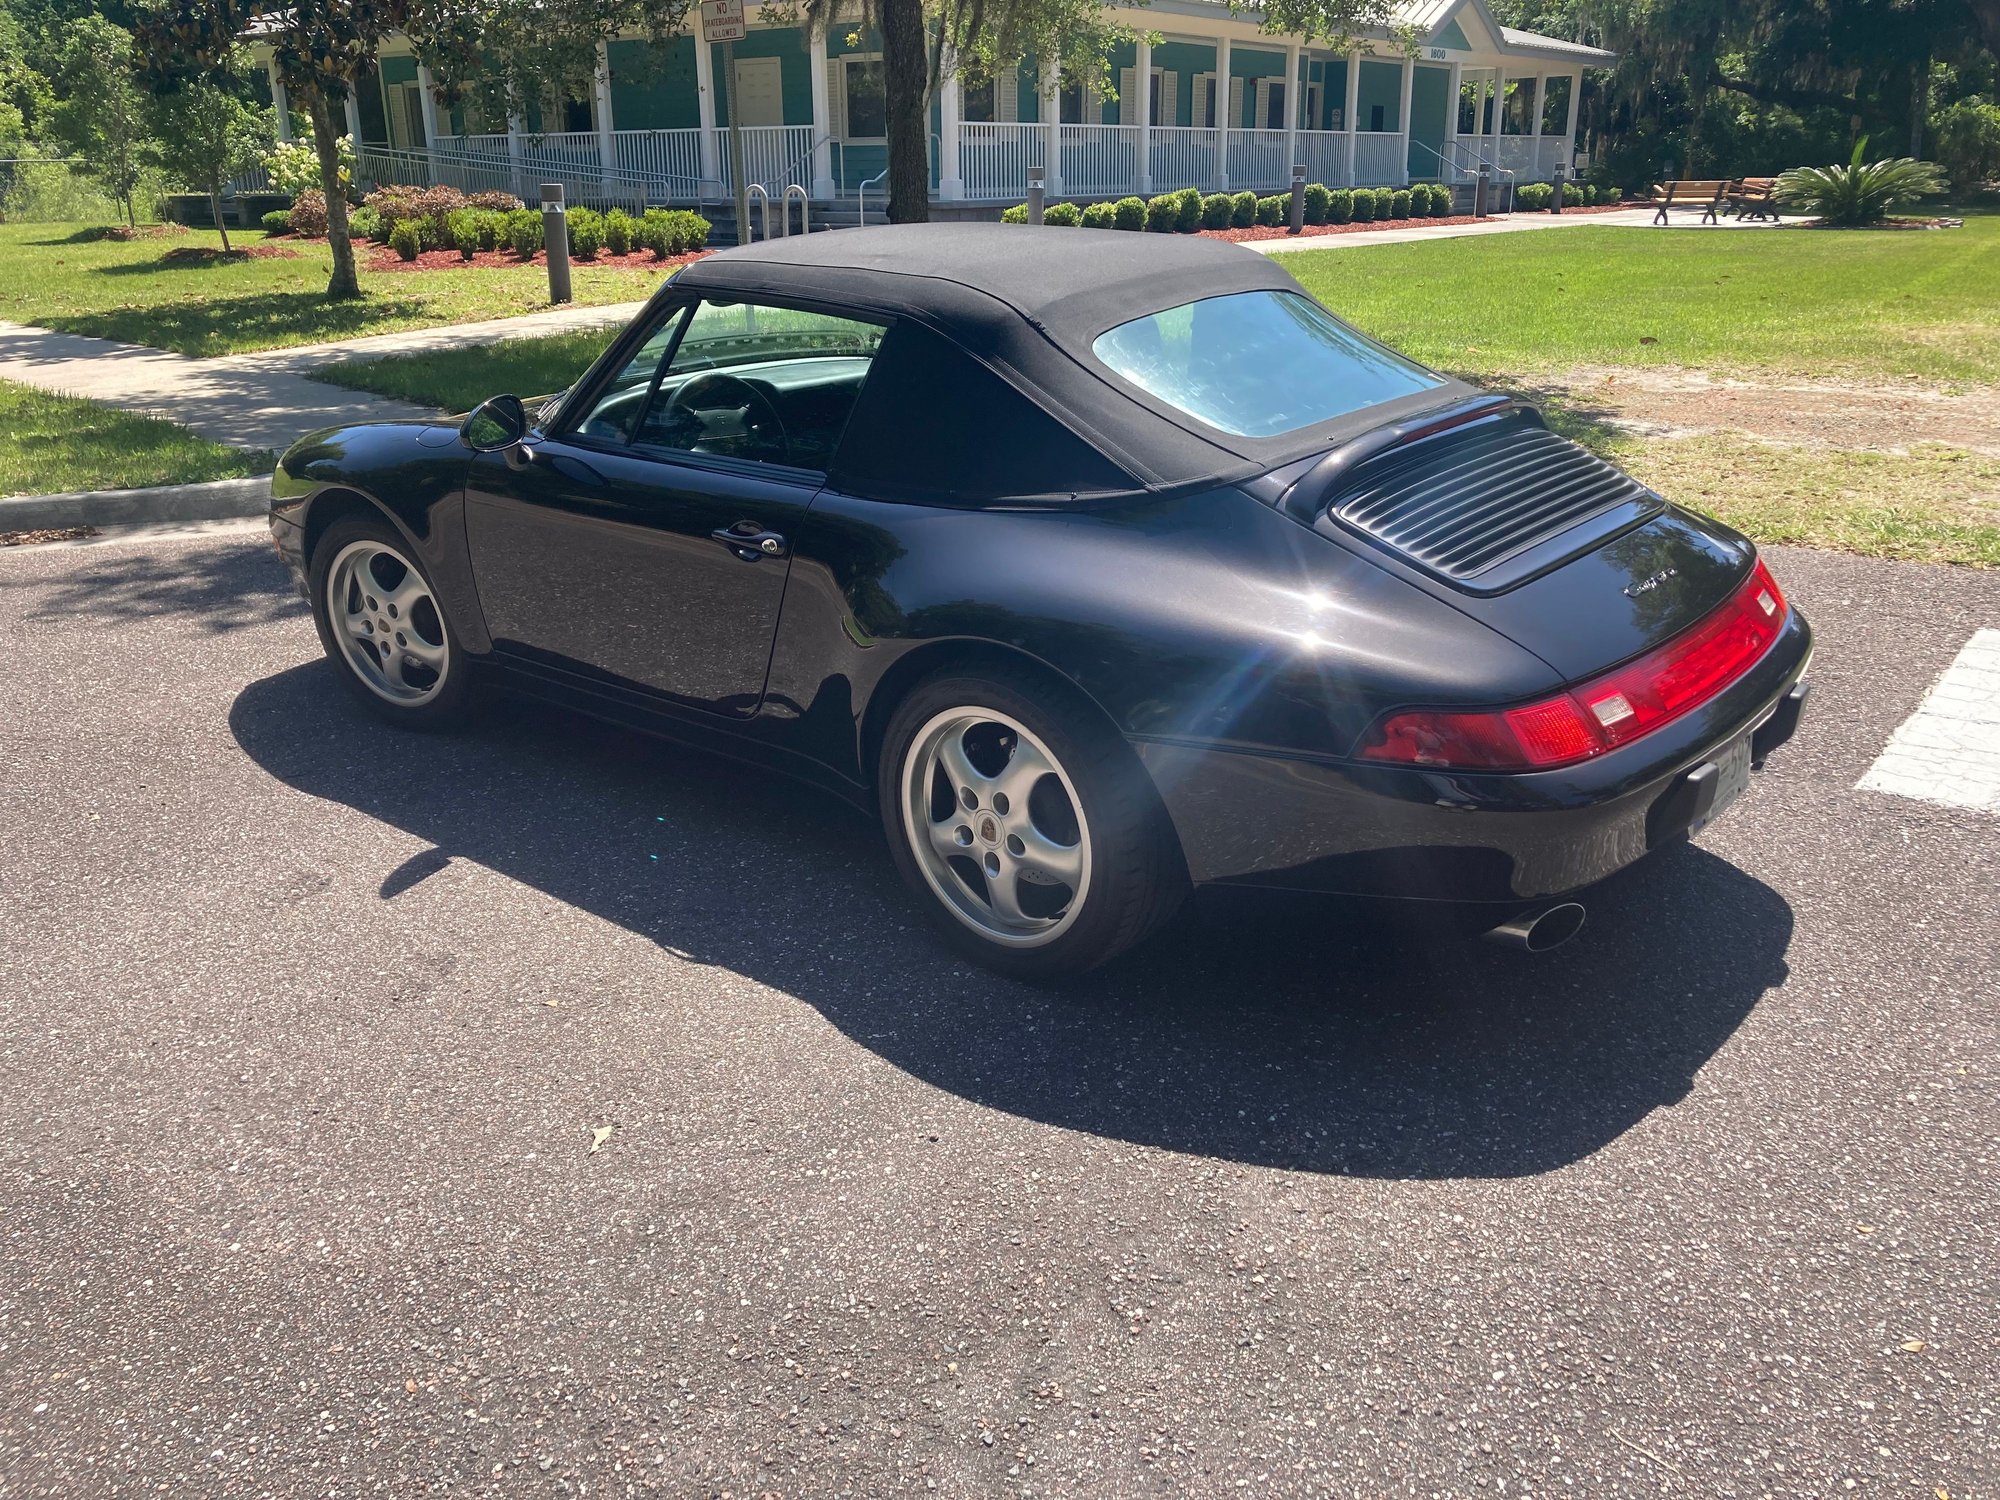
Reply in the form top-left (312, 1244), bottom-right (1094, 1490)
top-left (979, 815), bottom-right (1000, 845)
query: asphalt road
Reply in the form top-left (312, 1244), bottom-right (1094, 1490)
top-left (2, 526), bottom-right (1995, 1498)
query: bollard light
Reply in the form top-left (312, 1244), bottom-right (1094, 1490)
top-left (1287, 166), bottom-right (1307, 234)
top-left (1025, 166), bottom-right (1046, 227)
top-left (541, 183), bottom-right (572, 304)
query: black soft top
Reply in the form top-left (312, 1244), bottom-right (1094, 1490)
top-left (672, 223), bottom-right (1476, 498)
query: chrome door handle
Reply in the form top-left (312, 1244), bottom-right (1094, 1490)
top-left (711, 525), bottom-right (787, 560)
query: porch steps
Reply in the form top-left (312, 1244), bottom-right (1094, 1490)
top-left (704, 200), bottom-right (891, 247)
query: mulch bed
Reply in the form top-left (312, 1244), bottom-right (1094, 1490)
top-left (160, 244), bottom-right (301, 265)
top-left (2, 526), bottom-right (99, 547)
top-left (1199, 201), bottom-right (1638, 243)
top-left (364, 244), bottom-right (714, 274)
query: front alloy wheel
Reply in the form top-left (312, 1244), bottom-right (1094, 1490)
top-left (309, 511), bottom-right (470, 728)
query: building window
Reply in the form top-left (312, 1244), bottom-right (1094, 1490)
top-left (963, 75), bottom-right (995, 122)
top-left (1262, 81), bottom-right (1286, 130)
top-left (1369, 102), bottom-right (1385, 132)
top-left (843, 55), bottom-right (887, 139)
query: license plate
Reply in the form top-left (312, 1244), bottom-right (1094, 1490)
top-left (1692, 736), bottom-right (1752, 834)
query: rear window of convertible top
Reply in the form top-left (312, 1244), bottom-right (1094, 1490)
top-left (1090, 289), bottom-right (1445, 439)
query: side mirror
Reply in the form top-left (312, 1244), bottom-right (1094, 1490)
top-left (460, 393), bottom-right (528, 454)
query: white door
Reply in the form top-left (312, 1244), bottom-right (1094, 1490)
top-left (732, 57), bottom-right (784, 127)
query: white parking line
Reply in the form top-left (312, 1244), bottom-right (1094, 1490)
top-left (1858, 628), bottom-right (2000, 814)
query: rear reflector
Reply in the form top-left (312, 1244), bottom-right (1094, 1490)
top-left (1358, 558), bottom-right (1789, 770)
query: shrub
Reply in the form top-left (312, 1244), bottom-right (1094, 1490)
top-left (440, 207), bottom-right (476, 259)
top-left (1229, 190), bottom-right (1258, 228)
top-left (1375, 187), bottom-right (1397, 218)
top-left (1934, 97), bottom-right (2000, 191)
top-left (1389, 188), bottom-right (1412, 220)
top-left (1080, 200), bottom-right (1117, 228)
top-left (389, 219), bottom-right (422, 261)
top-left (1200, 192), bottom-right (1233, 229)
top-left (566, 205), bottom-right (604, 258)
top-left (1349, 186), bottom-right (1374, 223)
top-left (1001, 202), bottom-right (1029, 223)
top-left (1514, 182), bottom-right (1552, 211)
top-left (1302, 182), bottom-right (1331, 225)
top-left (674, 210), bottom-right (711, 252)
top-left (1112, 196), bottom-right (1147, 231)
top-left (348, 204), bottom-right (382, 241)
top-left (507, 207), bottom-right (543, 257)
top-left (262, 137), bottom-right (352, 198)
top-left (472, 209), bottom-right (505, 251)
top-left (466, 190), bottom-right (524, 212)
top-left (1568, 182), bottom-right (1588, 207)
top-left (1141, 194), bottom-right (1177, 231)
top-left (260, 208), bottom-right (291, 234)
top-left (1427, 183), bottom-right (1454, 215)
top-left (1327, 188), bottom-right (1353, 224)
top-left (1175, 186), bottom-right (1203, 233)
top-left (1039, 200), bottom-right (1079, 226)
top-left (1255, 194), bottom-right (1285, 227)
top-left (1775, 140), bottom-right (1945, 225)
top-left (286, 189), bottom-right (328, 237)
top-left (604, 208), bottom-right (635, 255)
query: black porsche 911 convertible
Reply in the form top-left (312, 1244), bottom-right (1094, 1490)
top-left (270, 223), bottom-right (1810, 976)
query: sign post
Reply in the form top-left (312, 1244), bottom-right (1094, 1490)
top-left (701, 0), bottom-right (751, 241)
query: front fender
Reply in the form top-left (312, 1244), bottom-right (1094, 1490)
top-left (272, 421), bottom-right (490, 654)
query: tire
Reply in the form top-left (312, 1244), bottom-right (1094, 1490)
top-left (878, 664), bottom-right (1188, 978)
top-left (308, 511), bottom-right (471, 728)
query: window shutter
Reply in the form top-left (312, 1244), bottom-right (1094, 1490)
top-left (997, 67), bottom-right (1018, 122)
top-left (1192, 73), bottom-right (1210, 129)
top-left (1253, 78), bottom-right (1271, 129)
top-left (1228, 77), bottom-right (1245, 129)
top-left (827, 56), bottom-right (846, 138)
top-left (1160, 70), bottom-right (1178, 128)
top-left (1118, 67), bottom-right (1136, 125)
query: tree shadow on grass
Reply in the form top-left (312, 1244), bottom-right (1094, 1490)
top-left (40, 288), bottom-right (440, 360)
top-left (229, 661), bottom-right (1795, 1180)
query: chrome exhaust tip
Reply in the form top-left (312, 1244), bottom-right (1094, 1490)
top-left (1482, 901), bottom-right (1587, 954)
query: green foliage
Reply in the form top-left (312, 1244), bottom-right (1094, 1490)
top-left (603, 208), bottom-right (635, 255)
top-left (636, 207), bottom-right (708, 255)
top-left (1389, 188), bottom-right (1412, 220)
top-left (566, 205), bottom-right (604, 258)
top-left (472, 209), bottom-right (504, 251)
top-left (260, 208), bottom-right (291, 233)
top-left (1113, 196), bottom-right (1147, 231)
top-left (1350, 185), bottom-right (1374, 222)
top-left (1429, 183), bottom-right (1454, 214)
top-left (446, 207), bottom-right (480, 259)
top-left (1000, 202), bottom-right (1029, 223)
top-left (1255, 194), bottom-right (1285, 227)
top-left (1199, 192), bottom-right (1232, 229)
top-left (1303, 182), bottom-right (1331, 225)
top-left (263, 137), bottom-right (351, 198)
top-left (1376, 187), bottom-right (1397, 218)
top-left (1327, 188), bottom-right (1353, 223)
top-left (287, 189), bottom-right (328, 236)
top-left (348, 204), bottom-right (383, 241)
top-left (507, 207), bottom-right (543, 257)
top-left (0, 378), bottom-right (271, 494)
top-left (388, 218), bottom-right (422, 261)
top-left (1515, 181), bottom-right (1553, 211)
top-left (675, 210), bottom-right (710, 251)
top-left (1565, 182), bottom-right (1587, 207)
top-left (146, 63), bottom-right (270, 253)
top-left (1774, 139), bottom-right (1946, 225)
top-left (1080, 200), bottom-right (1117, 228)
top-left (1143, 193), bottom-right (1179, 231)
top-left (1175, 186), bottom-right (1203, 232)
top-left (1932, 99), bottom-right (2000, 192)
top-left (1230, 190), bottom-right (1257, 227)
top-left (1043, 200), bottom-right (1082, 226)
top-left (48, 16), bottom-right (151, 227)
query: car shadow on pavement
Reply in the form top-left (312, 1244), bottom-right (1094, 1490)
top-left (230, 663), bottom-right (1794, 1181)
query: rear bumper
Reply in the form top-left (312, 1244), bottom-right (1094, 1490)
top-left (1139, 608), bottom-right (1812, 904)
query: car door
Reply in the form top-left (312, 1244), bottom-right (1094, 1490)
top-left (462, 295), bottom-right (886, 718)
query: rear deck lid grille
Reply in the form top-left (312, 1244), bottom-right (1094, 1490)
top-left (1326, 414), bottom-right (1662, 592)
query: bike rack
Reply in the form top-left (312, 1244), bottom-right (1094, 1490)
top-left (744, 183), bottom-right (772, 242)
top-left (782, 183), bottom-right (810, 236)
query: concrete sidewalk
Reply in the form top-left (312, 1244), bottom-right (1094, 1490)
top-left (0, 300), bottom-right (647, 455)
top-left (1243, 205), bottom-right (1783, 254)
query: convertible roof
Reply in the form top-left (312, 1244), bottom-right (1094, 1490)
top-left (673, 223), bottom-right (1477, 497)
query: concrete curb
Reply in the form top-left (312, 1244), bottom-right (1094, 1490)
top-left (0, 474), bottom-right (271, 532)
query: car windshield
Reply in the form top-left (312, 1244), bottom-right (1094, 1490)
top-left (1090, 290), bottom-right (1445, 438)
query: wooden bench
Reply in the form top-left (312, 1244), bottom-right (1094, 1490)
top-left (1728, 176), bottom-right (1780, 221)
top-left (1649, 180), bottom-right (1729, 225)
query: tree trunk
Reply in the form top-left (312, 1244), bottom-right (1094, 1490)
top-left (210, 184), bottom-right (231, 252)
top-left (306, 88), bottom-right (361, 299)
top-left (879, 0), bottom-right (930, 223)
top-left (1909, 56), bottom-right (1929, 159)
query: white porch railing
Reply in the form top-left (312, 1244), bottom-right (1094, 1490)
top-left (614, 128), bottom-right (707, 196)
top-left (1297, 130), bottom-right (1350, 190)
top-left (961, 122), bottom-right (1044, 200)
top-left (1059, 123), bottom-right (1140, 198)
top-left (1352, 133), bottom-right (1406, 185)
top-left (1224, 129), bottom-right (1290, 191)
top-left (1492, 136), bottom-right (1568, 180)
top-left (715, 123), bottom-right (817, 192)
top-left (1147, 126), bottom-right (1215, 193)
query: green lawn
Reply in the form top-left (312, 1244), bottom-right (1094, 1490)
top-left (0, 223), bottom-right (665, 357)
top-left (0, 379), bottom-right (272, 496)
top-left (315, 329), bottom-right (616, 414)
top-left (1288, 205), bottom-right (2000, 385)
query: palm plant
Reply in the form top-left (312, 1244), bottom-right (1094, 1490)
top-left (1774, 139), bottom-right (1946, 226)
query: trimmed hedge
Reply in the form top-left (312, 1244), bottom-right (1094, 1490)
top-left (1113, 195), bottom-right (1146, 231)
top-left (1389, 188), bottom-right (1412, 220)
top-left (1175, 186), bottom-right (1203, 233)
top-left (1327, 188), bottom-right (1353, 223)
top-left (567, 206), bottom-right (604, 259)
top-left (388, 219), bottom-right (422, 261)
top-left (446, 207), bottom-right (480, 259)
top-left (506, 208), bottom-right (542, 257)
top-left (260, 208), bottom-right (291, 234)
top-left (604, 209), bottom-right (636, 255)
top-left (1303, 182), bottom-right (1331, 225)
top-left (1255, 194), bottom-right (1285, 227)
top-left (1200, 192), bottom-right (1233, 229)
top-left (1043, 201), bottom-right (1082, 226)
top-left (1081, 200), bottom-right (1116, 228)
top-left (1229, 190), bottom-right (1257, 228)
top-left (1514, 181), bottom-right (1553, 211)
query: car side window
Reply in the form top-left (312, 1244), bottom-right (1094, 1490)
top-left (575, 297), bottom-right (883, 474)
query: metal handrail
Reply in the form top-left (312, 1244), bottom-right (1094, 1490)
top-left (356, 142), bottom-right (712, 209)
top-left (1441, 139), bottom-right (1513, 212)
top-left (856, 166), bottom-right (887, 228)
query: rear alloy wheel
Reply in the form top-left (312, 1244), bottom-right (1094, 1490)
top-left (880, 670), bottom-right (1186, 977)
top-left (310, 513), bottom-right (470, 727)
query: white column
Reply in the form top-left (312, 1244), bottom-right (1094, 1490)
top-left (808, 28), bottom-right (836, 197)
top-left (1396, 53), bottom-right (1414, 184)
top-left (693, 16), bottom-right (720, 188)
top-left (593, 41), bottom-right (616, 185)
top-left (1562, 70), bottom-right (1581, 171)
top-left (1530, 72), bottom-right (1547, 177)
top-left (267, 60), bottom-right (293, 141)
top-left (344, 88), bottom-right (363, 145)
top-left (1444, 60), bottom-right (1461, 175)
top-left (1490, 66), bottom-right (1505, 163)
top-left (1284, 41), bottom-right (1301, 183)
top-left (415, 62), bottom-right (442, 154)
top-left (1341, 49), bottom-right (1359, 185)
top-left (937, 50), bottom-right (964, 200)
top-left (1040, 54), bottom-right (1062, 196)
top-left (507, 110), bottom-right (526, 199)
top-left (1213, 33), bottom-right (1231, 189)
top-left (1135, 33), bottom-right (1153, 195)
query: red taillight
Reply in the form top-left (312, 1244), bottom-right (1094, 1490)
top-left (1358, 559), bottom-right (1789, 770)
